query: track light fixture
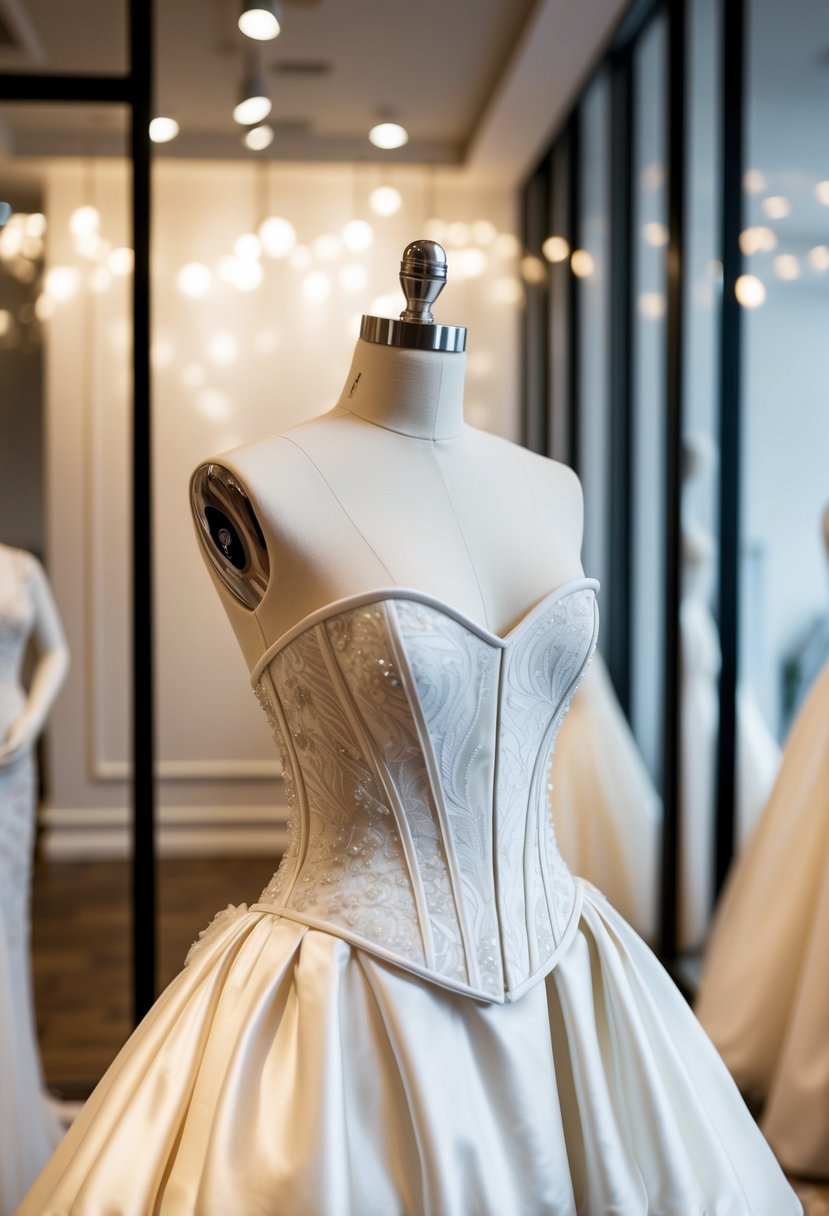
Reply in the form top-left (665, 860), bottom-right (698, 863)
top-left (239, 2), bottom-right (282, 41)
top-left (233, 58), bottom-right (272, 126)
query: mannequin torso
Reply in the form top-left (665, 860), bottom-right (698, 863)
top-left (192, 339), bottom-right (585, 671)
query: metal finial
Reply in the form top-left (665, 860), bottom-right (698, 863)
top-left (360, 238), bottom-right (466, 352)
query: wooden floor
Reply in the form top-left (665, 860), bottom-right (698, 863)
top-left (29, 857), bottom-right (829, 1211)
top-left (31, 855), bottom-right (271, 1092)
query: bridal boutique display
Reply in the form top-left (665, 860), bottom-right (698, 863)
top-left (679, 438), bottom-right (780, 949)
top-left (548, 653), bottom-right (661, 939)
top-left (0, 544), bottom-right (67, 1215)
top-left (697, 654), bottom-right (829, 1179)
top-left (19, 246), bottom-right (799, 1215)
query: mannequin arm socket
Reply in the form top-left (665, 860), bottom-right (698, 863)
top-left (0, 558), bottom-right (69, 767)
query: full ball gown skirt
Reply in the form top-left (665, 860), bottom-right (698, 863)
top-left (548, 654), bottom-right (661, 940)
top-left (697, 656), bottom-right (829, 1179)
top-left (0, 551), bottom-right (62, 1216)
top-left (19, 582), bottom-right (800, 1214)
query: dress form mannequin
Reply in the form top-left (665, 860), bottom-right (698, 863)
top-left (0, 543), bottom-right (67, 1214)
top-left (17, 244), bottom-right (801, 1216)
top-left (191, 241), bottom-right (584, 667)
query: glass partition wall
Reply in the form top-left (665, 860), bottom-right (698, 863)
top-left (520, 0), bottom-right (754, 972)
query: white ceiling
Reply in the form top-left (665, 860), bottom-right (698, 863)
top-left (0, 0), bottom-right (630, 176)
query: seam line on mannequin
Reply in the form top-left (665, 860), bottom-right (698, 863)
top-left (431, 359), bottom-right (445, 441)
top-left (279, 436), bottom-right (396, 583)
top-left (432, 453), bottom-right (489, 628)
top-left (334, 403), bottom-right (466, 443)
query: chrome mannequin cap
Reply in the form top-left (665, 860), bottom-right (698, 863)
top-left (360, 240), bottom-right (467, 353)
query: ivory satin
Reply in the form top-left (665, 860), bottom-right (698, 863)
top-left (697, 657), bottom-right (829, 1179)
top-left (18, 580), bottom-right (801, 1214)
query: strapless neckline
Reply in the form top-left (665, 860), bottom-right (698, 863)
top-left (250, 576), bottom-right (599, 685)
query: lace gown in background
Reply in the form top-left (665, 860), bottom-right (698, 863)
top-left (0, 549), bottom-right (62, 1216)
top-left (19, 580), bottom-right (800, 1215)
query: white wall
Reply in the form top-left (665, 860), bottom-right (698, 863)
top-left (40, 159), bottom-right (520, 857)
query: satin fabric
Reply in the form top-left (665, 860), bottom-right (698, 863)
top-left (549, 655), bottom-right (661, 940)
top-left (19, 883), bottom-right (798, 1216)
top-left (697, 658), bottom-right (829, 1179)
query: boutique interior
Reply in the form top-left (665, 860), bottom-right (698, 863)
top-left (1, 0), bottom-right (828, 1212)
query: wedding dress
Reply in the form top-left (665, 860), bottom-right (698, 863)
top-left (0, 548), bottom-right (62, 1215)
top-left (697, 655), bottom-right (829, 1179)
top-left (548, 653), bottom-right (661, 940)
top-left (19, 579), bottom-right (799, 1214)
top-left (679, 520), bottom-right (780, 949)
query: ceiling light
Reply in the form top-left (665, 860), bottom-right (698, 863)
top-left (244, 124), bottom-right (274, 151)
top-left (149, 116), bottom-right (179, 143)
top-left (369, 122), bottom-right (409, 150)
top-left (233, 64), bottom-right (272, 126)
top-left (239, 2), bottom-right (282, 40)
top-left (369, 186), bottom-right (402, 217)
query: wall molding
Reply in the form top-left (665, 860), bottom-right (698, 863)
top-left (40, 803), bottom-right (289, 861)
top-left (92, 758), bottom-right (282, 781)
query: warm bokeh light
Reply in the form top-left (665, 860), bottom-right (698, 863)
top-left (739, 226), bottom-right (777, 255)
top-left (542, 235), bottom-right (570, 263)
top-left (445, 221), bottom-right (470, 248)
top-left (69, 205), bottom-right (101, 237)
top-left (341, 219), bottom-right (374, 253)
top-left (735, 274), bottom-right (766, 308)
top-left (88, 266), bottom-right (112, 294)
top-left (571, 249), bottom-right (595, 278)
top-left (773, 254), bottom-right (799, 281)
top-left (258, 215), bottom-right (296, 257)
top-left (176, 262), bottom-right (212, 298)
top-left (181, 362), bottom-right (205, 389)
top-left (639, 292), bottom-right (666, 319)
top-left (743, 169), bottom-right (767, 194)
top-left (197, 388), bottom-right (233, 421)
top-left (45, 266), bottom-right (81, 301)
top-left (289, 245), bottom-right (313, 271)
top-left (368, 122), bottom-right (409, 150)
top-left (25, 213), bottom-right (46, 237)
top-left (808, 245), bottom-right (829, 272)
top-left (108, 246), bottom-right (134, 275)
top-left (492, 233), bottom-right (521, 259)
top-left (490, 277), bottom-right (523, 305)
top-left (455, 248), bottom-right (487, 279)
top-left (644, 221), bottom-right (669, 247)
top-left (762, 195), bottom-right (790, 220)
top-left (0, 309), bottom-right (11, 336)
top-left (520, 255), bottom-right (546, 284)
top-left (207, 331), bottom-right (239, 365)
top-left (302, 270), bottom-right (331, 302)
top-left (218, 255), bottom-right (263, 291)
top-left (814, 181), bottom-right (829, 206)
top-left (235, 233), bottom-right (261, 261)
top-left (369, 186), bottom-right (402, 217)
top-left (149, 117), bottom-right (179, 144)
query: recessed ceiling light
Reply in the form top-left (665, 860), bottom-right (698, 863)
top-left (234, 63), bottom-right (272, 125)
top-left (149, 116), bottom-right (179, 143)
top-left (239, 2), bottom-right (282, 40)
top-left (244, 124), bottom-right (274, 151)
top-left (369, 122), bottom-right (409, 150)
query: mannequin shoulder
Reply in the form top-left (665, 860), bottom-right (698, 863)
top-left (468, 429), bottom-right (583, 517)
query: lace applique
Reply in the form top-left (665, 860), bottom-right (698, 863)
top-left (185, 903), bottom-right (249, 966)
top-left (327, 604), bottom-right (467, 982)
top-left (262, 625), bottom-right (424, 964)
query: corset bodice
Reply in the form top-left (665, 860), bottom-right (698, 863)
top-left (251, 578), bottom-right (599, 1003)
